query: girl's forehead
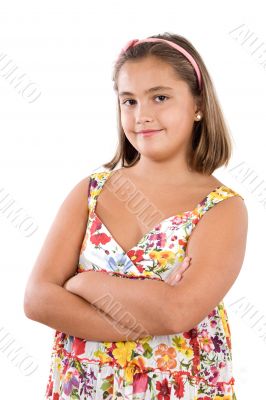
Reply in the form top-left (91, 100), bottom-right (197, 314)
top-left (117, 74), bottom-right (187, 96)
top-left (119, 57), bottom-right (174, 76)
top-left (117, 59), bottom-right (183, 90)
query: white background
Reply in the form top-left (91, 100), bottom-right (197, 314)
top-left (0, 0), bottom-right (265, 398)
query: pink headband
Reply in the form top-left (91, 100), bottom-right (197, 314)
top-left (117, 37), bottom-right (202, 90)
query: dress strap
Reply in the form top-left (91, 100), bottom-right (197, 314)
top-left (88, 171), bottom-right (111, 214)
top-left (192, 185), bottom-right (244, 223)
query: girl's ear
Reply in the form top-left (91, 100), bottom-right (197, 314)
top-left (193, 93), bottom-right (203, 112)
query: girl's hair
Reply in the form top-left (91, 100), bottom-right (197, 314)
top-left (102, 32), bottom-right (233, 175)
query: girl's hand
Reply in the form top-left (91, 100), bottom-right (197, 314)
top-left (63, 274), bottom-right (79, 291)
top-left (165, 256), bottom-right (191, 286)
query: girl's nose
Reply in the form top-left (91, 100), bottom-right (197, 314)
top-left (135, 106), bottom-right (154, 124)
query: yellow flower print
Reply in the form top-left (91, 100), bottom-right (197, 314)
top-left (219, 306), bottom-right (230, 337)
top-left (97, 172), bottom-right (109, 180)
top-left (143, 270), bottom-right (153, 277)
top-left (112, 342), bottom-right (136, 368)
top-left (172, 336), bottom-right (193, 357)
top-left (172, 336), bottom-right (187, 352)
top-left (208, 191), bottom-right (226, 202)
top-left (209, 187), bottom-right (237, 203)
top-left (90, 188), bottom-right (101, 200)
top-left (124, 364), bottom-right (135, 384)
top-left (194, 396), bottom-right (232, 400)
top-left (54, 356), bottom-right (62, 374)
top-left (124, 357), bottom-right (146, 385)
top-left (103, 341), bottom-right (113, 348)
top-left (94, 349), bottom-right (113, 363)
top-left (182, 347), bottom-right (194, 358)
top-left (149, 250), bottom-right (177, 270)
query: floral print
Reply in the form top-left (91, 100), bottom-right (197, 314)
top-left (45, 169), bottom-right (244, 399)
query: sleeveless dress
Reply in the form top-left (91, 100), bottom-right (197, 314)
top-left (45, 169), bottom-right (244, 400)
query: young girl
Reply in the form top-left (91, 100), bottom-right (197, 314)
top-left (24, 33), bottom-right (248, 399)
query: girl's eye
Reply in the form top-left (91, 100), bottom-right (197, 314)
top-left (155, 95), bottom-right (168, 102)
top-left (122, 95), bottom-right (169, 106)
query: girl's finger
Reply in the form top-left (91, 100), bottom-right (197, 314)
top-left (173, 256), bottom-right (191, 280)
top-left (165, 256), bottom-right (191, 285)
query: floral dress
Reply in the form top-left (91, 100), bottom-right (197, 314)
top-left (45, 168), bottom-right (244, 400)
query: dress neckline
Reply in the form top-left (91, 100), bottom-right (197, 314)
top-left (90, 169), bottom-right (226, 255)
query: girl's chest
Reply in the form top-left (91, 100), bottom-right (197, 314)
top-left (94, 179), bottom-right (215, 255)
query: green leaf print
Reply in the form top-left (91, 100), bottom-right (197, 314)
top-left (70, 388), bottom-right (80, 399)
top-left (180, 359), bottom-right (191, 369)
top-left (101, 380), bottom-right (111, 391)
top-left (73, 359), bottom-right (83, 374)
top-left (142, 342), bottom-right (153, 358)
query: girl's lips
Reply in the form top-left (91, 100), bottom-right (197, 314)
top-left (138, 129), bottom-right (163, 136)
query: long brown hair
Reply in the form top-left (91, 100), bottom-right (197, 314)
top-left (102, 32), bottom-right (233, 175)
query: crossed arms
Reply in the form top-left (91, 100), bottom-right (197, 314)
top-left (64, 195), bottom-right (248, 339)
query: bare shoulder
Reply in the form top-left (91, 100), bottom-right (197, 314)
top-left (206, 191), bottom-right (247, 219)
top-left (188, 193), bottom-right (248, 260)
top-left (49, 174), bottom-right (91, 226)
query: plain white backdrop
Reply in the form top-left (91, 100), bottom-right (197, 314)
top-left (0, 0), bottom-right (265, 398)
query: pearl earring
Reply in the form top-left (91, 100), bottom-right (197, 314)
top-left (196, 113), bottom-right (202, 121)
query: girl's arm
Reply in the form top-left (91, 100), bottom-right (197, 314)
top-left (25, 280), bottom-right (153, 342)
top-left (64, 258), bottom-right (191, 335)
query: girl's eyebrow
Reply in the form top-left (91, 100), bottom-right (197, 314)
top-left (118, 85), bottom-right (173, 97)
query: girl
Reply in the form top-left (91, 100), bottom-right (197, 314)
top-left (24, 33), bottom-right (248, 399)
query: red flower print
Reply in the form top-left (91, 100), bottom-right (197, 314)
top-left (183, 328), bottom-right (198, 340)
top-left (90, 232), bottom-right (111, 246)
top-left (45, 374), bottom-right (53, 396)
top-left (133, 372), bottom-right (148, 394)
top-left (53, 393), bottom-right (59, 400)
top-left (156, 377), bottom-right (171, 400)
top-left (173, 373), bottom-right (185, 398)
top-left (178, 239), bottom-right (186, 246)
top-left (183, 328), bottom-right (200, 375)
top-left (127, 249), bottom-right (144, 263)
top-left (91, 217), bottom-right (102, 234)
top-left (208, 309), bottom-right (216, 318)
top-left (136, 264), bottom-right (145, 273)
top-left (72, 337), bottom-right (86, 356)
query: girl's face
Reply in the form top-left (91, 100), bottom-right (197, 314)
top-left (117, 56), bottom-right (199, 162)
